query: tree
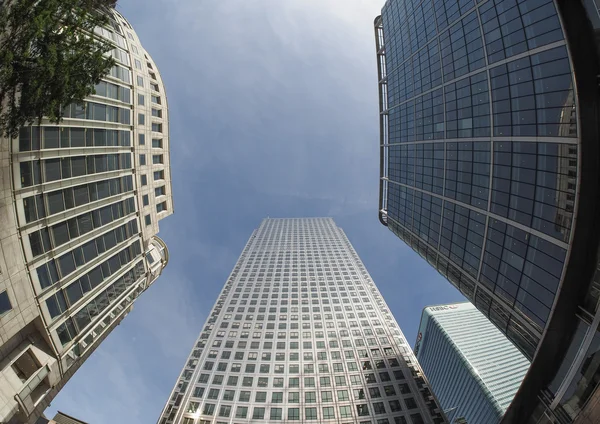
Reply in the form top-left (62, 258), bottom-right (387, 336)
top-left (0, 0), bottom-right (118, 139)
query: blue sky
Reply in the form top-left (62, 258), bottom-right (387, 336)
top-left (45, 0), bottom-right (465, 422)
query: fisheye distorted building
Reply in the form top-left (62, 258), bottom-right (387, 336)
top-left (159, 218), bottom-right (446, 424)
top-left (375, 0), bottom-right (600, 422)
top-left (0, 8), bottom-right (172, 423)
top-left (414, 302), bottom-right (529, 424)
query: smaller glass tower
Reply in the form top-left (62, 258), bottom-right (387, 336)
top-left (415, 302), bottom-right (530, 424)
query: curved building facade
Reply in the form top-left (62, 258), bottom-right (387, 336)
top-left (0, 8), bottom-right (172, 423)
top-left (375, 0), bottom-right (600, 423)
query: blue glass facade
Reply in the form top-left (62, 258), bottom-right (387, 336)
top-left (376, 0), bottom-right (578, 360)
top-left (377, 1), bottom-right (600, 422)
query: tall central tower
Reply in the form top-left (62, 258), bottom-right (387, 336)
top-left (159, 218), bottom-right (446, 424)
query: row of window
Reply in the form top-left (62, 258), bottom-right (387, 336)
top-left (94, 80), bottom-right (131, 103)
top-left (194, 368), bottom-right (405, 388)
top-left (29, 197), bottom-right (136, 257)
top-left (190, 385), bottom-right (412, 403)
top-left (55, 260), bottom-right (145, 345)
top-left (46, 241), bottom-right (141, 318)
top-left (36, 219), bottom-right (139, 289)
top-left (201, 358), bottom-right (400, 374)
top-left (183, 416), bottom-right (420, 424)
top-left (18, 127), bottom-right (131, 151)
top-left (23, 175), bottom-right (134, 223)
top-left (138, 134), bottom-right (164, 148)
top-left (61, 101), bottom-right (131, 125)
top-left (139, 154), bottom-right (164, 165)
top-left (185, 402), bottom-right (418, 420)
top-left (20, 153), bottom-right (132, 187)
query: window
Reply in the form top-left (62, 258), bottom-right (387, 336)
top-left (339, 405), bottom-right (352, 418)
top-left (143, 195), bottom-right (149, 206)
top-left (152, 154), bottom-right (163, 164)
top-left (152, 138), bottom-right (163, 148)
top-left (138, 134), bottom-right (145, 145)
top-left (389, 400), bottom-right (402, 412)
top-left (373, 402), bottom-right (386, 414)
top-left (356, 404), bottom-right (369, 416)
top-left (405, 397), bottom-right (417, 410)
top-left (202, 403), bottom-right (215, 415)
top-left (137, 76), bottom-right (144, 87)
top-left (338, 390), bottom-right (350, 401)
top-left (0, 291), bottom-right (13, 315)
top-left (151, 82), bottom-right (159, 91)
top-left (289, 392), bottom-right (300, 403)
top-left (134, 59), bottom-right (142, 69)
top-left (155, 186), bottom-right (166, 196)
top-left (153, 170), bottom-right (164, 180)
top-left (187, 401), bottom-right (199, 413)
top-left (288, 408), bottom-right (300, 421)
top-left (323, 407), bottom-right (335, 419)
top-left (152, 123), bottom-right (162, 132)
top-left (235, 406), bottom-right (248, 418)
top-left (152, 108), bottom-right (162, 117)
top-left (141, 174), bottom-right (147, 185)
top-left (138, 113), bottom-right (145, 125)
top-left (138, 94), bottom-right (144, 105)
top-left (272, 392), bottom-right (283, 403)
top-left (139, 154), bottom-right (146, 165)
top-left (369, 387), bottom-right (381, 398)
top-left (321, 391), bottom-right (333, 402)
top-left (305, 407), bottom-right (318, 420)
top-left (239, 391), bottom-right (250, 402)
top-left (305, 391), bottom-right (316, 403)
top-left (219, 405), bottom-right (231, 417)
top-left (252, 408), bottom-right (265, 419)
top-left (270, 408), bottom-right (283, 420)
top-left (144, 214), bottom-right (151, 226)
top-left (151, 94), bottom-right (161, 104)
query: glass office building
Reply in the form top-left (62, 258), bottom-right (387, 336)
top-left (375, 0), bottom-right (600, 422)
top-left (159, 218), bottom-right (446, 424)
top-left (414, 302), bottom-right (529, 424)
top-left (0, 8), bottom-right (173, 424)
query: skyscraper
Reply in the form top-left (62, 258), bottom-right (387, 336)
top-left (0, 8), bottom-right (172, 423)
top-left (159, 218), bottom-right (446, 424)
top-left (374, 0), bottom-right (600, 422)
top-left (414, 302), bottom-right (529, 424)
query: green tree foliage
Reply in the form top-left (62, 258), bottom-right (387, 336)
top-left (0, 0), bottom-right (118, 138)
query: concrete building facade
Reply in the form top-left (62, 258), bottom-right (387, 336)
top-left (0, 8), bottom-right (173, 423)
top-left (158, 218), bottom-right (446, 424)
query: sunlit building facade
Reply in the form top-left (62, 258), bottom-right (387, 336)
top-left (0, 8), bottom-right (172, 423)
top-left (375, 0), bottom-right (600, 423)
top-left (159, 218), bottom-right (446, 424)
top-left (414, 302), bottom-right (529, 424)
